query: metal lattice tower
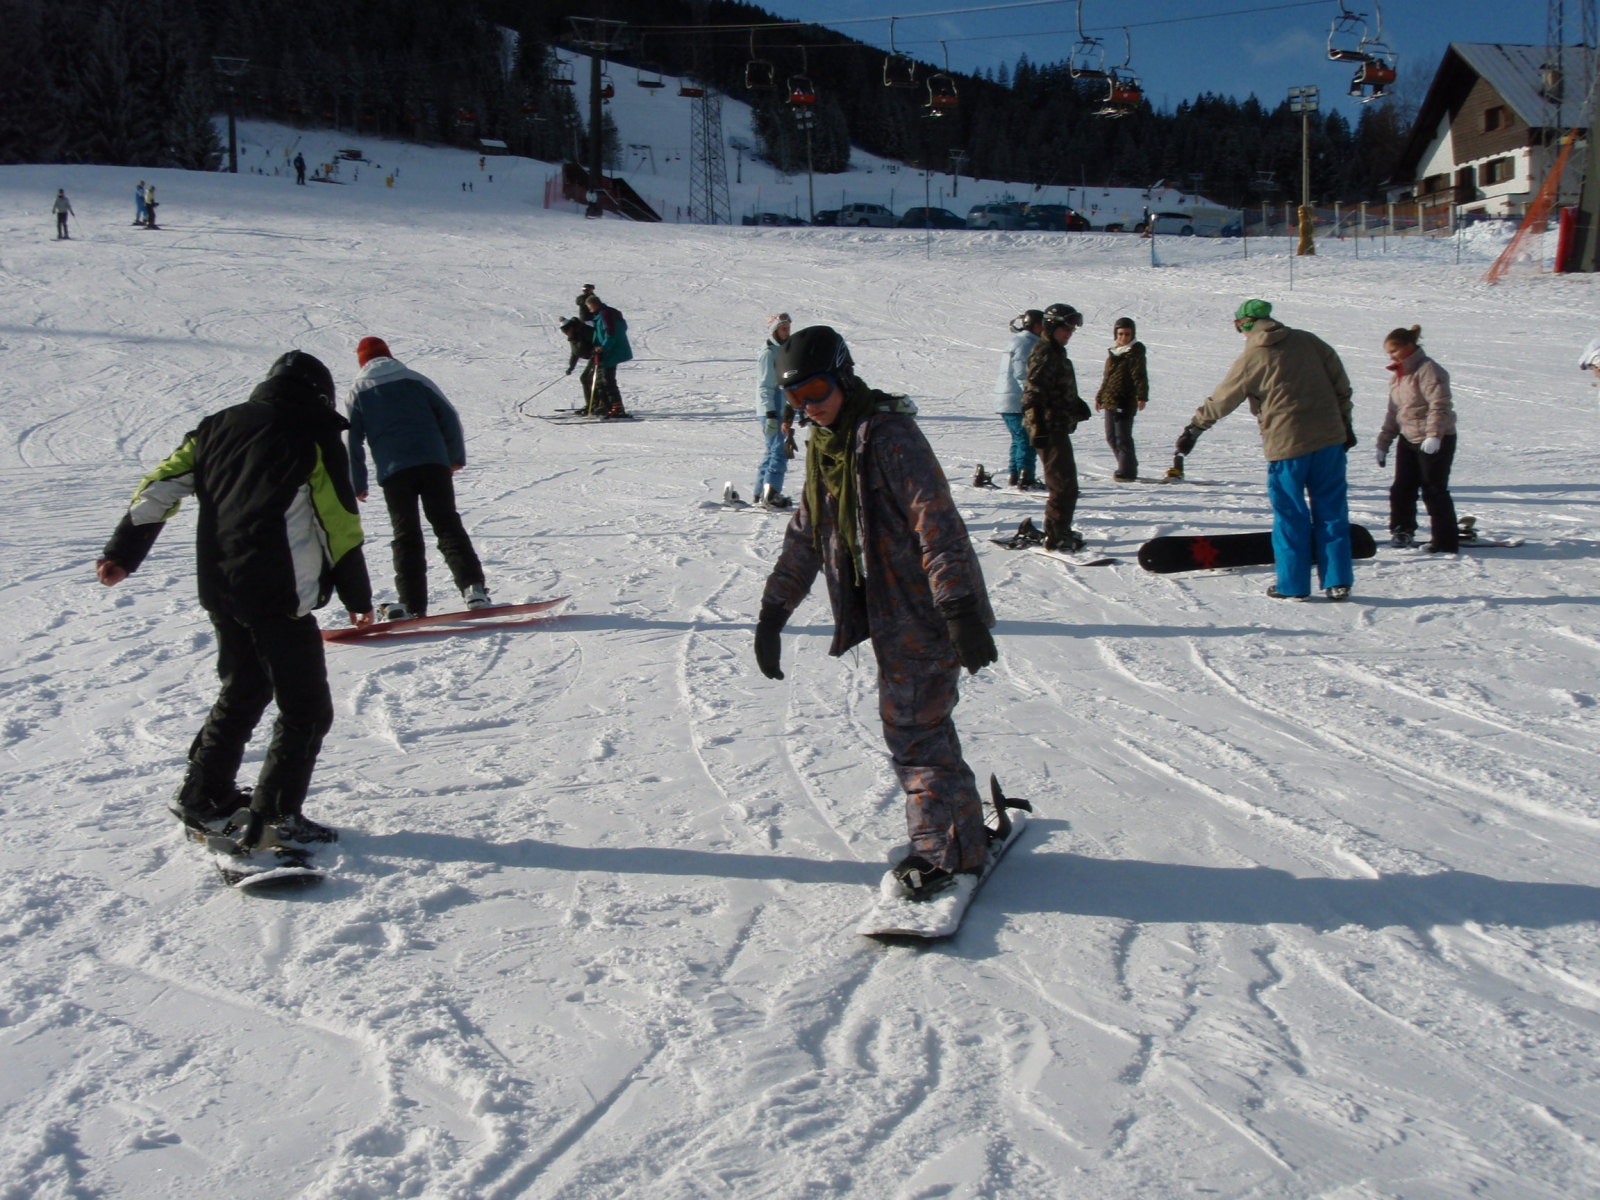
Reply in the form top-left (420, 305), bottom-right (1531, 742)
top-left (689, 89), bottom-right (732, 226)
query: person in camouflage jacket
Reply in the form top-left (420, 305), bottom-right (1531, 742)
top-left (754, 327), bottom-right (997, 891)
top-left (1021, 303), bottom-right (1090, 550)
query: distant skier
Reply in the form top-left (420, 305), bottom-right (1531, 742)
top-left (753, 325), bottom-right (997, 900)
top-left (1094, 316), bottom-right (1149, 482)
top-left (1021, 302), bottom-right (1091, 550)
top-left (558, 317), bottom-right (596, 412)
top-left (143, 182), bottom-right (157, 228)
top-left (584, 294), bottom-right (632, 418)
top-left (52, 189), bottom-right (74, 239)
top-left (95, 350), bottom-right (373, 850)
top-left (993, 308), bottom-right (1043, 489)
top-left (754, 312), bottom-right (794, 506)
top-left (1579, 337), bottom-right (1600, 384)
top-left (575, 282), bottom-right (597, 324)
top-left (1175, 299), bottom-right (1357, 600)
top-left (294, 152), bottom-right (306, 185)
top-left (346, 336), bottom-right (491, 619)
top-left (134, 180), bottom-right (147, 225)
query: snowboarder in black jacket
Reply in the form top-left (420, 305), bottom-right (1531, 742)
top-left (97, 351), bottom-right (374, 849)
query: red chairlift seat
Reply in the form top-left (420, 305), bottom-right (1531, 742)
top-left (925, 74), bottom-right (958, 114)
top-left (679, 83), bottom-right (706, 99)
top-left (787, 75), bottom-right (817, 106)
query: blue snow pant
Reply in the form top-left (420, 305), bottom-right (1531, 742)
top-left (1266, 443), bottom-right (1354, 595)
top-left (876, 647), bottom-right (988, 874)
top-left (1001, 413), bottom-right (1037, 482)
top-left (755, 427), bottom-right (788, 500)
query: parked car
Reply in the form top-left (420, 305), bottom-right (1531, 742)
top-left (1134, 211), bottom-right (1199, 236)
top-left (897, 206), bottom-right (966, 229)
top-left (1021, 204), bottom-right (1092, 232)
top-left (966, 202), bottom-right (1026, 230)
top-left (741, 211), bottom-right (807, 226)
top-left (836, 202), bottom-right (895, 228)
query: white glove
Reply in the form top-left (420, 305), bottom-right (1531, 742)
top-left (1376, 447), bottom-right (1387, 468)
top-left (1420, 436), bottom-right (1442, 455)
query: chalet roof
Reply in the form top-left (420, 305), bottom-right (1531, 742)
top-left (1393, 43), bottom-right (1595, 180)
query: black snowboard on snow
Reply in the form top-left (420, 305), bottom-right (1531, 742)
top-left (1138, 524), bottom-right (1377, 574)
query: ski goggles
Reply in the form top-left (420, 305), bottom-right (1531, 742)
top-left (783, 372), bottom-right (840, 409)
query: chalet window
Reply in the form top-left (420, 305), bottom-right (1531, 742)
top-left (1483, 105), bottom-right (1508, 132)
top-left (1482, 157), bottom-right (1516, 185)
top-left (1423, 174), bottom-right (1448, 195)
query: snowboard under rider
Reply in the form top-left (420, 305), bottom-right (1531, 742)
top-left (345, 336), bottom-right (490, 620)
top-left (753, 325), bottom-right (998, 900)
top-left (96, 351), bottom-right (374, 850)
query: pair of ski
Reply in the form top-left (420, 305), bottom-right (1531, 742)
top-left (322, 597), bottom-right (568, 643)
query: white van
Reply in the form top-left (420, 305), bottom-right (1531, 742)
top-left (1136, 206), bottom-right (1242, 237)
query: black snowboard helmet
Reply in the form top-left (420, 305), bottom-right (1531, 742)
top-left (776, 325), bottom-right (854, 389)
top-left (1042, 303), bottom-right (1083, 333)
top-left (1009, 309), bottom-right (1045, 333)
top-left (267, 350), bottom-right (336, 409)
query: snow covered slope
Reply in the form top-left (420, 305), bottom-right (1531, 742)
top-left (2, 125), bottom-right (1599, 1199)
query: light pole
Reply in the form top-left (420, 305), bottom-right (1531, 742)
top-left (1288, 85), bottom-right (1318, 256)
top-left (794, 107), bottom-right (815, 223)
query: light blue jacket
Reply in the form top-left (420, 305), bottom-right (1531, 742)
top-left (756, 337), bottom-right (783, 423)
top-left (993, 330), bottom-right (1039, 414)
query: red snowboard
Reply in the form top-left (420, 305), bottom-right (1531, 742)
top-left (323, 597), bottom-right (569, 642)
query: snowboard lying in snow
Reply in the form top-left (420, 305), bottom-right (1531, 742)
top-left (859, 777), bottom-right (1032, 940)
top-left (323, 597), bottom-right (569, 642)
top-left (1138, 525), bottom-right (1377, 574)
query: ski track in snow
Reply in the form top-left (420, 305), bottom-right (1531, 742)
top-left (3, 116), bottom-right (1600, 1198)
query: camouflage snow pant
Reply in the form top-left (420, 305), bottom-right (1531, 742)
top-left (876, 648), bottom-right (987, 873)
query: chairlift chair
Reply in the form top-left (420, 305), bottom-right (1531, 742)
top-left (1096, 67), bottom-right (1142, 117)
top-left (549, 60), bottom-right (575, 88)
top-left (637, 66), bottom-right (665, 92)
top-left (1327, 2), bottom-right (1370, 62)
top-left (884, 19), bottom-right (919, 87)
top-left (600, 71), bottom-right (616, 101)
top-left (1070, 1), bottom-right (1108, 80)
top-left (679, 81), bottom-right (706, 99)
top-left (1348, 50), bottom-right (1396, 101)
top-left (787, 75), bottom-right (817, 107)
top-left (925, 74), bottom-right (958, 115)
top-left (746, 31), bottom-right (777, 91)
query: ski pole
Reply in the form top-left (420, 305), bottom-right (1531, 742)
top-left (515, 374), bottom-right (572, 414)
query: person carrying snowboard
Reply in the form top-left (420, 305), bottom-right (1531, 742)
top-left (95, 351), bottom-right (374, 849)
top-left (1021, 302), bottom-right (1091, 551)
top-left (559, 317), bottom-right (596, 412)
top-left (1095, 316), bottom-right (1148, 482)
top-left (993, 309), bottom-right (1043, 490)
top-left (1175, 299), bottom-right (1356, 600)
top-left (1375, 325), bottom-right (1458, 553)
top-left (583, 294), bottom-right (632, 419)
top-left (52, 189), bottom-right (74, 239)
top-left (754, 312), bottom-right (794, 506)
top-left (753, 326), bottom-right (997, 899)
top-left (346, 337), bottom-right (491, 619)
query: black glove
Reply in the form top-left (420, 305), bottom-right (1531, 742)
top-left (754, 604), bottom-right (787, 680)
top-left (1175, 424), bottom-right (1203, 455)
top-left (1342, 418), bottom-right (1358, 451)
top-left (941, 601), bottom-right (997, 674)
top-left (565, 366), bottom-right (573, 376)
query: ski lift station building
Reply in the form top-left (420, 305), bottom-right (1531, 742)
top-left (1390, 43), bottom-right (1594, 223)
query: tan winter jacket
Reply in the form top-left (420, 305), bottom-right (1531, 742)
top-left (1375, 349), bottom-right (1455, 451)
top-left (1190, 319), bottom-right (1353, 462)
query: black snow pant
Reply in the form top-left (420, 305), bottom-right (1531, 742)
top-left (577, 362), bottom-right (596, 412)
top-left (1037, 432), bottom-right (1079, 544)
top-left (1103, 407), bottom-right (1138, 480)
top-left (184, 611), bottom-right (334, 820)
top-left (381, 462), bottom-right (485, 615)
top-left (1389, 435), bottom-right (1458, 552)
top-left (875, 647), bottom-right (988, 875)
top-left (55, 212), bottom-right (68, 238)
top-left (592, 365), bottom-right (625, 415)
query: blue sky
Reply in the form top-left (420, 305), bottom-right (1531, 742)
top-left (775, 1), bottom-right (1561, 115)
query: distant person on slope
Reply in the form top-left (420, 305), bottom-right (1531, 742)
top-left (294, 152), bottom-right (306, 185)
top-left (1579, 337), bottom-right (1600, 386)
top-left (1095, 316), bottom-right (1149, 482)
top-left (1021, 302), bottom-right (1091, 550)
top-left (754, 312), bottom-right (794, 507)
top-left (575, 282), bottom-right (597, 324)
top-left (143, 182), bottom-right (157, 228)
top-left (993, 309), bottom-right (1043, 490)
top-left (95, 351), bottom-right (373, 850)
top-left (753, 325), bottom-right (997, 901)
top-left (134, 180), bottom-right (147, 225)
top-left (1175, 299), bottom-right (1357, 600)
top-left (52, 189), bottom-right (74, 239)
top-left (1375, 325), bottom-right (1458, 554)
top-left (559, 317), bottom-right (596, 412)
top-left (584, 294), bottom-right (633, 419)
top-left (346, 337), bottom-right (491, 619)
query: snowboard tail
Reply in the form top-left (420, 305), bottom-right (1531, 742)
top-left (1138, 525), bottom-right (1376, 574)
